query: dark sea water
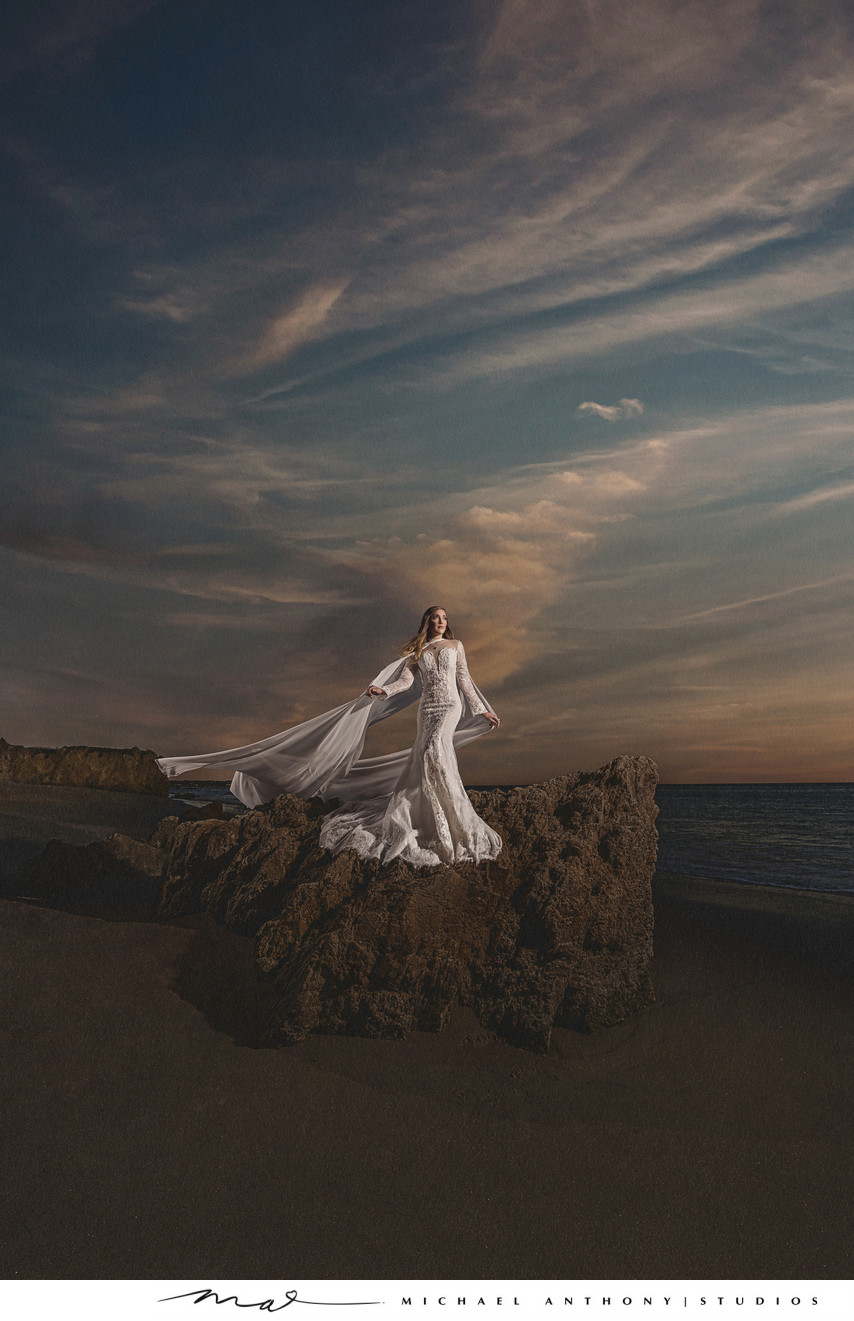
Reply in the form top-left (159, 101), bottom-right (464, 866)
top-left (169, 780), bottom-right (854, 897)
top-left (170, 782), bottom-right (243, 809)
top-left (655, 783), bottom-right (854, 896)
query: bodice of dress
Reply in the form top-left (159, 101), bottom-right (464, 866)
top-left (380, 640), bottom-right (487, 717)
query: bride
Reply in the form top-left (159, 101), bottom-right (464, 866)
top-left (157, 606), bottom-right (502, 868)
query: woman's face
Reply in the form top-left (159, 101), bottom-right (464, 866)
top-left (427, 608), bottom-right (447, 637)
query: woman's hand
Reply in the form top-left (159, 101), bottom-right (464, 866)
top-left (483, 712), bottom-right (500, 728)
top-left (367, 686), bottom-right (387, 698)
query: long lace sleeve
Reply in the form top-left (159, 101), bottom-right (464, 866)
top-left (377, 660), bottom-right (416, 698)
top-left (455, 642), bottom-right (487, 716)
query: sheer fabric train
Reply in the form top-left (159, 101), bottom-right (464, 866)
top-left (156, 640), bottom-right (502, 868)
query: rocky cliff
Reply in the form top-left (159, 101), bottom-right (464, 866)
top-left (156, 754), bottom-right (658, 1052)
top-left (0, 739), bottom-right (169, 797)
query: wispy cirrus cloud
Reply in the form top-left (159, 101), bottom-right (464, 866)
top-left (21, 0), bottom-right (854, 391)
top-left (232, 281), bottom-right (350, 374)
top-left (683, 574), bottom-right (854, 620)
top-left (4, 0), bottom-right (854, 779)
top-left (776, 479), bottom-right (854, 513)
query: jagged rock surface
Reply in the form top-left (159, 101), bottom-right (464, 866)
top-left (156, 755), bottom-right (659, 1052)
top-left (0, 739), bottom-right (169, 796)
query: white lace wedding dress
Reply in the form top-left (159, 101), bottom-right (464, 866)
top-left (156, 638), bottom-right (501, 869)
top-left (320, 640), bottom-right (502, 867)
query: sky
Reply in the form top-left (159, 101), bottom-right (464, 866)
top-left (2, 0), bottom-right (853, 785)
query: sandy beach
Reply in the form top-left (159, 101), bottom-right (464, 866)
top-left (1, 783), bottom-right (852, 1280)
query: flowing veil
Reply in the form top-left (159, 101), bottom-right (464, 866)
top-left (157, 653), bottom-right (496, 809)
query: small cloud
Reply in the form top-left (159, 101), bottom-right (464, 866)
top-left (593, 471), bottom-right (645, 495)
top-left (234, 281), bottom-right (349, 374)
top-left (121, 293), bottom-right (203, 324)
top-left (578, 402), bottom-right (622, 421)
top-left (578, 398), bottom-right (645, 422)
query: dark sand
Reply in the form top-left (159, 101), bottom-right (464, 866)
top-left (1, 785), bottom-right (852, 1280)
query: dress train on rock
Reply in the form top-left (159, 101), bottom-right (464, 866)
top-left (157, 639), bottom-right (501, 867)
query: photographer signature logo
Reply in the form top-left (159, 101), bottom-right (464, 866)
top-left (160, 1287), bottom-right (381, 1311)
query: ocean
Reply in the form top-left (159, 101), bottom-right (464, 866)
top-left (169, 780), bottom-right (854, 897)
top-left (655, 782), bottom-right (854, 896)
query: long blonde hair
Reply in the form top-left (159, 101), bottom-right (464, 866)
top-left (399, 605), bottom-right (455, 661)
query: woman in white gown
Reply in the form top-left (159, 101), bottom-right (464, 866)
top-left (322, 606), bottom-right (501, 867)
top-left (156, 606), bottom-right (502, 868)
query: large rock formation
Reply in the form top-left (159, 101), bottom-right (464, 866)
top-left (156, 755), bottom-right (658, 1052)
top-left (0, 739), bottom-right (169, 797)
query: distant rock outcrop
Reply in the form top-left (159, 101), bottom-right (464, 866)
top-left (17, 801), bottom-right (226, 915)
top-left (23, 833), bottom-right (166, 896)
top-left (156, 755), bottom-right (659, 1052)
top-left (0, 739), bottom-right (169, 797)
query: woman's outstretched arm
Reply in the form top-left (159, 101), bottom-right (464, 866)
top-left (368, 659), bottom-right (416, 699)
top-left (455, 642), bottom-right (499, 727)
